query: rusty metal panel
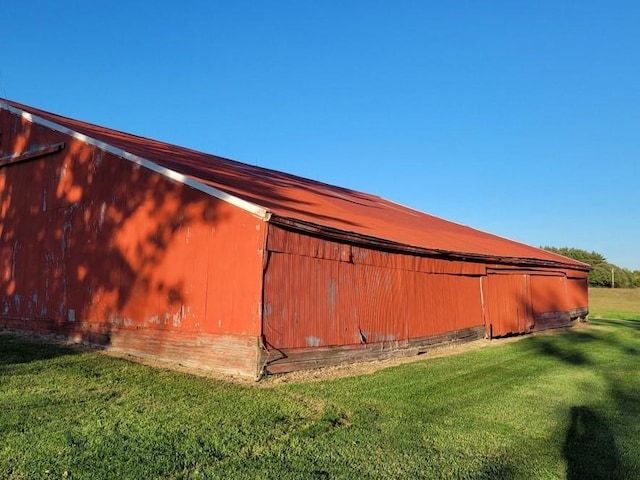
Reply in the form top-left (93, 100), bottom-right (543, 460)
top-left (264, 226), bottom-right (486, 351)
top-left (263, 253), bottom-right (338, 349)
top-left (566, 278), bottom-right (588, 310)
top-left (482, 274), bottom-right (534, 337)
top-left (345, 262), bottom-right (408, 345)
top-left (263, 252), bottom-right (409, 350)
top-left (263, 251), bottom-right (485, 351)
top-left (202, 202), bottom-right (266, 336)
top-left (267, 225), bottom-right (349, 262)
top-left (352, 246), bottom-right (485, 275)
top-left (407, 273), bottom-right (484, 338)
top-left (268, 225), bottom-right (485, 276)
top-left (528, 275), bottom-right (573, 331)
top-left (530, 275), bottom-right (570, 316)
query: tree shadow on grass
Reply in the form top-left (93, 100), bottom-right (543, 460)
top-left (469, 456), bottom-right (517, 480)
top-left (523, 325), bottom-right (640, 368)
top-left (0, 332), bottom-right (79, 367)
top-left (520, 325), bottom-right (640, 479)
top-left (532, 338), bottom-right (589, 366)
top-left (594, 318), bottom-right (640, 330)
top-left (563, 406), bottom-right (623, 480)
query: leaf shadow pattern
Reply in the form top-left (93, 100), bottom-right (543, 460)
top-left (0, 113), bottom-right (221, 344)
top-left (0, 105), bottom-right (275, 354)
top-left (0, 100), bottom-right (381, 373)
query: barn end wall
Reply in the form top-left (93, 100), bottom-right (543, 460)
top-left (262, 226), bottom-right (589, 373)
top-left (0, 110), bottom-right (265, 377)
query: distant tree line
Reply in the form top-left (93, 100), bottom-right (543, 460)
top-left (542, 247), bottom-right (640, 288)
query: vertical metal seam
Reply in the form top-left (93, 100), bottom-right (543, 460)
top-left (479, 276), bottom-right (486, 337)
top-left (257, 222), bottom-right (271, 377)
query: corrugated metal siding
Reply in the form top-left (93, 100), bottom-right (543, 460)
top-left (267, 227), bottom-right (486, 275)
top-left (566, 278), bottom-right (588, 311)
top-left (263, 253), bottom-right (351, 349)
top-left (0, 109), bottom-right (265, 375)
top-left (483, 271), bottom-right (583, 336)
top-left (530, 275), bottom-right (570, 317)
top-left (528, 275), bottom-right (574, 329)
top-left (482, 274), bottom-right (534, 337)
top-left (345, 262), bottom-right (407, 346)
top-left (407, 274), bottom-right (483, 338)
top-left (263, 226), bottom-right (485, 351)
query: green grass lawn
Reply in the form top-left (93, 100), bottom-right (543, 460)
top-left (2, 317), bottom-right (640, 479)
top-left (589, 287), bottom-right (640, 320)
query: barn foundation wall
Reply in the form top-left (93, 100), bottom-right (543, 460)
top-left (0, 322), bottom-right (261, 378)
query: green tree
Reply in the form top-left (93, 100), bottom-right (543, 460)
top-left (541, 246), bottom-right (606, 266)
top-left (589, 263), bottom-right (613, 287)
top-left (541, 247), bottom-right (638, 288)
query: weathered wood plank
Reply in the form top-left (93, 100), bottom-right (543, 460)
top-left (533, 311), bottom-right (573, 331)
top-left (570, 307), bottom-right (589, 320)
top-left (264, 326), bottom-right (486, 374)
top-left (0, 142), bottom-right (65, 168)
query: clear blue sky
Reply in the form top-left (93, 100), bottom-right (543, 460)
top-left (3, 1), bottom-right (639, 270)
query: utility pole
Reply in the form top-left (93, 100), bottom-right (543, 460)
top-left (612, 268), bottom-right (615, 288)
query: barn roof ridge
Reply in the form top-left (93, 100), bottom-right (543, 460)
top-left (0, 98), bottom-right (589, 271)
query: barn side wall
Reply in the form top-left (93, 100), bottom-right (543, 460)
top-left (0, 110), bottom-right (265, 377)
top-left (262, 226), bottom-right (487, 373)
top-left (262, 226), bottom-right (590, 373)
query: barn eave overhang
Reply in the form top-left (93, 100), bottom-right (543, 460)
top-left (0, 100), bottom-right (273, 222)
top-left (267, 215), bottom-right (592, 272)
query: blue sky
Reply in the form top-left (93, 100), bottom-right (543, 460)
top-left (3, 1), bottom-right (639, 269)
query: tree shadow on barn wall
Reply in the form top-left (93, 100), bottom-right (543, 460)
top-left (0, 103), bottom-right (373, 368)
top-left (0, 110), bottom-right (236, 350)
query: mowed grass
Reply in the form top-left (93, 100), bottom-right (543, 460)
top-left (589, 287), bottom-right (640, 320)
top-left (2, 317), bottom-right (640, 479)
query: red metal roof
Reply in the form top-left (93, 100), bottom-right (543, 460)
top-left (1, 99), bottom-right (588, 270)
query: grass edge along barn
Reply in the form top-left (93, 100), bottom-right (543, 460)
top-left (0, 99), bottom-right (589, 378)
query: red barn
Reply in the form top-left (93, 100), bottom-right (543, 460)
top-left (0, 99), bottom-right (589, 377)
